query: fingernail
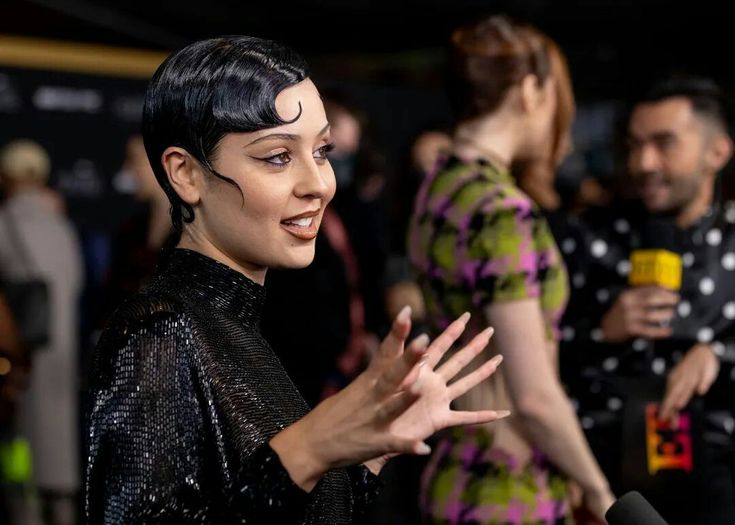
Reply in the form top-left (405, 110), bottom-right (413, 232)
top-left (482, 327), bottom-right (495, 338)
top-left (490, 354), bottom-right (503, 366)
top-left (397, 305), bottom-right (412, 322)
top-left (495, 410), bottom-right (511, 419)
top-left (460, 312), bottom-right (471, 323)
top-left (416, 442), bottom-right (431, 455)
top-left (414, 333), bottom-right (430, 350)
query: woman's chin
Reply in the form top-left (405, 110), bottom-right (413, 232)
top-left (274, 249), bottom-right (317, 270)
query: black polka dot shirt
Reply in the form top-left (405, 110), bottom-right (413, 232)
top-left (554, 200), bottom-right (735, 447)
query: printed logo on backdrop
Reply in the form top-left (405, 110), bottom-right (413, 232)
top-left (33, 86), bottom-right (103, 113)
top-left (0, 73), bottom-right (22, 113)
top-left (56, 159), bottom-right (105, 198)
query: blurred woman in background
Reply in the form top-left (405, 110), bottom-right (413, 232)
top-left (409, 16), bottom-right (614, 523)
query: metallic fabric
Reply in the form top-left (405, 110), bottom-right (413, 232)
top-left (85, 248), bottom-right (378, 524)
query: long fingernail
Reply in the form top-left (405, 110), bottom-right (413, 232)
top-left (416, 442), bottom-right (431, 455)
top-left (482, 327), bottom-right (495, 339)
top-left (397, 305), bottom-right (412, 322)
top-left (490, 354), bottom-right (503, 366)
top-left (495, 410), bottom-right (511, 419)
top-left (459, 312), bottom-right (471, 323)
top-left (414, 333), bottom-right (430, 350)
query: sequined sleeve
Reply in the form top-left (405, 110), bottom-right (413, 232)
top-left (346, 465), bottom-right (382, 516)
top-left (85, 309), bottom-right (310, 524)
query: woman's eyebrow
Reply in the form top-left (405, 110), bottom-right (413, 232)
top-left (245, 123), bottom-right (331, 147)
top-left (246, 133), bottom-right (299, 146)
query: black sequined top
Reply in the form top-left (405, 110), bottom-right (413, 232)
top-left (85, 248), bottom-right (379, 524)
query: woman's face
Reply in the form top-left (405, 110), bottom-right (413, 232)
top-left (191, 78), bottom-right (336, 281)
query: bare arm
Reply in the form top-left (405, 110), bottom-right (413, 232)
top-left (485, 298), bottom-right (613, 517)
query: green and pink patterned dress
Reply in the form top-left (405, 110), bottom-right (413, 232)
top-left (408, 155), bottom-right (571, 524)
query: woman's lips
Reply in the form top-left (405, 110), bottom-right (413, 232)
top-left (281, 213), bottom-right (319, 240)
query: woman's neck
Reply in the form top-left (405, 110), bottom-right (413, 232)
top-left (177, 229), bottom-right (268, 285)
top-left (452, 115), bottom-right (520, 170)
top-left (453, 115), bottom-right (560, 211)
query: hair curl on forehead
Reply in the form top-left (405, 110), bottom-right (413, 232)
top-left (142, 35), bottom-right (309, 239)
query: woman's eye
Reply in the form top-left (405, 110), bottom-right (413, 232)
top-left (262, 152), bottom-right (291, 166)
top-left (314, 142), bottom-right (336, 160)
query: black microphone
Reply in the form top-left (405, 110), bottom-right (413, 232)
top-left (605, 491), bottom-right (669, 525)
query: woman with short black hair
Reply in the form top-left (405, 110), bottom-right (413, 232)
top-left (85, 35), bottom-right (505, 524)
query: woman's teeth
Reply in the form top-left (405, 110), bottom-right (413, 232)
top-left (284, 217), bottom-right (313, 227)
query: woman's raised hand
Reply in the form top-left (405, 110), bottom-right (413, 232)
top-left (270, 306), bottom-right (507, 491)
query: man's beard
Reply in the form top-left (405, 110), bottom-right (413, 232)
top-left (638, 168), bottom-right (706, 218)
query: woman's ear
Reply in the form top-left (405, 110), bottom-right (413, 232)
top-left (519, 74), bottom-right (542, 114)
top-left (161, 147), bottom-right (204, 206)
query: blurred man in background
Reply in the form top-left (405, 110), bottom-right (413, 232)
top-left (560, 76), bottom-right (735, 524)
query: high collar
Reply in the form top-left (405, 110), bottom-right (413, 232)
top-left (159, 248), bottom-right (266, 329)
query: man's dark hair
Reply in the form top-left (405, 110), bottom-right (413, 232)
top-left (636, 75), bottom-right (731, 133)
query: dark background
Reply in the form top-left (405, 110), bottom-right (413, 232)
top-left (2, 0), bottom-right (733, 231)
top-left (3, 0), bottom-right (733, 99)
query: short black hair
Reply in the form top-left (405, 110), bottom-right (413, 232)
top-left (636, 75), bottom-right (730, 133)
top-left (142, 36), bottom-right (309, 238)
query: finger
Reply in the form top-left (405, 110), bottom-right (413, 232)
top-left (447, 354), bottom-right (503, 400)
top-left (666, 374), bottom-right (692, 405)
top-left (437, 327), bottom-right (494, 381)
top-left (697, 369), bottom-right (716, 395)
top-left (658, 398), bottom-right (676, 424)
top-left (634, 323), bottom-right (673, 340)
top-left (399, 335), bottom-right (433, 389)
top-left (379, 305), bottom-right (413, 359)
top-left (375, 335), bottom-right (429, 398)
top-left (389, 438), bottom-right (432, 456)
top-left (660, 380), bottom-right (694, 421)
top-left (447, 409), bottom-right (511, 427)
top-left (642, 308), bottom-right (676, 324)
top-left (642, 287), bottom-right (679, 308)
top-left (424, 312), bottom-right (471, 368)
top-left (659, 382), bottom-right (680, 422)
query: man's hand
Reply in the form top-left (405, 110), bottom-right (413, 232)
top-left (600, 286), bottom-right (678, 343)
top-left (659, 343), bottom-right (720, 422)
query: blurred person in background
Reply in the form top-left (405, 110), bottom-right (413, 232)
top-left (0, 292), bottom-right (25, 524)
top-left (389, 128), bottom-right (452, 259)
top-left (411, 130), bottom-right (453, 177)
top-left (100, 134), bottom-right (171, 325)
top-left (0, 140), bottom-right (83, 525)
top-left (559, 76), bottom-right (735, 524)
top-left (409, 16), bottom-right (613, 523)
top-left (263, 96), bottom-right (388, 404)
top-left (325, 95), bottom-right (389, 339)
